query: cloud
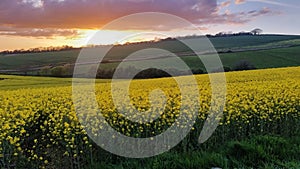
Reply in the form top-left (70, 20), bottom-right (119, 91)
top-left (0, 0), bottom-right (279, 37)
top-left (0, 0), bottom-right (217, 29)
top-left (220, 1), bottom-right (231, 8)
top-left (235, 0), bottom-right (297, 8)
top-left (198, 7), bottom-right (276, 25)
top-left (248, 0), bottom-right (297, 8)
top-left (235, 0), bottom-right (246, 4)
top-left (0, 26), bottom-right (80, 39)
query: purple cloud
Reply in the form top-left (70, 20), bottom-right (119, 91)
top-left (0, 0), bottom-right (279, 37)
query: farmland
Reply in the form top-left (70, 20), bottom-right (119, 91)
top-left (1, 35), bottom-right (300, 75)
top-left (0, 66), bottom-right (299, 168)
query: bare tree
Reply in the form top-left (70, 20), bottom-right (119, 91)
top-left (251, 28), bottom-right (263, 35)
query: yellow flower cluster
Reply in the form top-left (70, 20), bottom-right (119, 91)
top-left (0, 67), bottom-right (299, 167)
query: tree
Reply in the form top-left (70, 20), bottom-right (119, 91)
top-left (251, 28), bottom-right (263, 35)
top-left (50, 66), bottom-right (65, 77)
top-left (233, 60), bottom-right (256, 71)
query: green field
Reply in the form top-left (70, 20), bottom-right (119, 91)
top-left (99, 45), bottom-right (300, 71)
top-left (1, 35), bottom-right (300, 74)
top-left (191, 45), bottom-right (300, 69)
top-left (0, 75), bottom-right (111, 90)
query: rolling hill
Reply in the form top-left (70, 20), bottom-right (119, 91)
top-left (0, 34), bottom-right (300, 76)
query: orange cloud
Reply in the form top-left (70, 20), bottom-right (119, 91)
top-left (0, 27), bottom-right (80, 39)
top-left (220, 1), bottom-right (231, 8)
top-left (235, 0), bottom-right (246, 4)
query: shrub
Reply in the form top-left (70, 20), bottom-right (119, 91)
top-left (233, 60), bottom-right (256, 71)
top-left (191, 68), bottom-right (205, 74)
top-left (50, 66), bottom-right (65, 77)
top-left (212, 66), bottom-right (232, 73)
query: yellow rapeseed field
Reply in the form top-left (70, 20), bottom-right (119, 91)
top-left (0, 67), bottom-right (299, 168)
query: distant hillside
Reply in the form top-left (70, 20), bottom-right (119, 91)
top-left (0, 34), bottom-right (300, 77)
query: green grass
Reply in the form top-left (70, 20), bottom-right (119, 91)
top-left (86, 135), bottom-right (300, 169)
top-left (0, 75), bottom-right (73, 90)
top-left (0, 75), bottom-right (109, 90)
top-left (220, 46), bottom-right (300, 68)
top-left (209, 34), bottom-right (300, 49)
top-left (207, 45), bottom-right (300, 69)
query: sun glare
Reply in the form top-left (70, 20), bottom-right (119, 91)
top-left (71, 29), bottom-right (98, 47)
top-left (72, 29), bottom-right (156, 47)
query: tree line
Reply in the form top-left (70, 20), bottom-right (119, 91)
top-left (0, 28), bottom-right (263, 55)
top-left (0, 45), bottom-right (76, 55)
top-left (208, 28), bottom-right (263, 37)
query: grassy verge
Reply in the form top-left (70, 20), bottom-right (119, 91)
top-left (86, 135), bottom-right (300, 169)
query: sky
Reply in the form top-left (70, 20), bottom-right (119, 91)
top-left (0, 0), bottom-right (299, 51)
